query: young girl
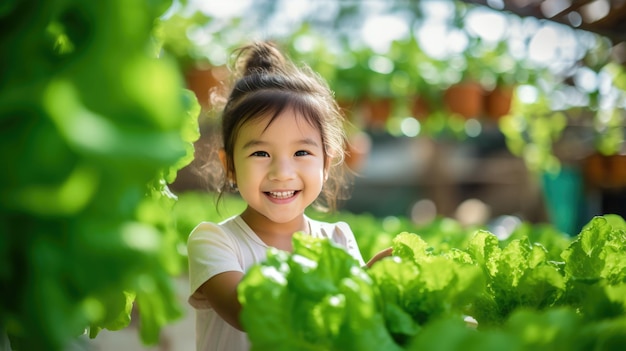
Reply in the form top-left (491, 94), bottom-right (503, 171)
top-left (187, 41), bottom-right (392, 351)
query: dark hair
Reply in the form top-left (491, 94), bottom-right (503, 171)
top-left (217, 41), bottom-right (350, 211)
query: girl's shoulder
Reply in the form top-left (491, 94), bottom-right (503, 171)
top-left (189, 215), bottom-right (227, 229)
top-left (188, 215), bottom-right (266, 248)
top-left (188, 215), bottom-right (240, 241)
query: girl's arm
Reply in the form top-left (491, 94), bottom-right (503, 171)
top-left (365, 247), bottom-right (393, 268)
top-left (198, 271), bottom-right (245, 331)
top-left (198, 248), bottom-right (391, 331)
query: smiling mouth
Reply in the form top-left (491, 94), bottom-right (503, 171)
top-left (266, 191), bottom-right (298, 199)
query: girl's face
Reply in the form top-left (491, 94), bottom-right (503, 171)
top-left (231, 109), bottom-right (329, 229)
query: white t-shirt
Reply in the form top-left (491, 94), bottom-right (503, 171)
top-left (187, 214), bottom-right (365, 351)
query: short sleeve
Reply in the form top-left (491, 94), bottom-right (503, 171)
top-left (187, 221), bottom-right (244, 308)
top-left (334, 221), bottom-right (366, 266)
top-left (311, 218), bottom-right (366, 267)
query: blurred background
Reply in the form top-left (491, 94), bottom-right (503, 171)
top-left (164, 0), bottom-right (626, 236)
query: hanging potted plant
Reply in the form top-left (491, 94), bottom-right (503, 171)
top-left (333, 46), bottom-right (397, 130)
top-left (565, 60), bottom-right (626, 190)
top-left (584, 152), bottom-right (626, 189)
top-left (390, 36), bottom-right (435, 122)
top-left (435, 30), bottom-right (492, 120)
top-left (157, 10), bottom-right (235, 110)
top-left (442, 50), bottom-right (487, 120)
top-left (443, 80), bottom-right (485, 119)
top-left (484, 84), bottom-right (514, 121)
top-left (482, 41), bottom-right (522, 122)
top-left (332, 49), bottom-right (368, 125)
top-left (183, 64), bottom-right (229, 109)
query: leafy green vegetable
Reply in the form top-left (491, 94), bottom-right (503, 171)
top-left (559, 216), bottom-right (626, 320)
top-left (465, 231), bottom-right (565, 326)
top-left (407, 316), bottom-right (520, 351)
top-left (239, 214), bottom-right (626, 351)
top-left (562, 215), bottom-right (626, 284)
top-left (502, 221), bottom-right (571, 261)
top-left (409, 306), bottom-right (626, 351)
top-left (386, 233), bottom-right (485, 324)
top-left (239, 233), bottom-right (402, 351)
top-left (0, 1), bottom-right (199, 349)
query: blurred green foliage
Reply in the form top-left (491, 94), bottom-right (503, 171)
top-left (0, 0), bottom-right (199, 350)
top-left (499, 93), bottom-right (568, 174)
top-left (159, 0), bottom-right (625, 173)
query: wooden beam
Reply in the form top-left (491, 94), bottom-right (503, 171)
top-left (460, 0), bottom-right (626, 43)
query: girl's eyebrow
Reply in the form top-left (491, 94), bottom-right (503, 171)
top-left (241, 139), bottom-right (266, 150)
top-left (298, 137), bottom-right (321, 147)
top-left (241, 137), bottom-right (320, 149)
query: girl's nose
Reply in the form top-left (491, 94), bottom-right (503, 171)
top-left (269, 156), bottom-right (295, 181)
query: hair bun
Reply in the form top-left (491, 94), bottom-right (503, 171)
top-left (236, 41), bottom-right (287, 77)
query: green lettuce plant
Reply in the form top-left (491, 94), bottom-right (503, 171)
top-left (238, 233), bottom-right (402, 351)
top-left (238, 214), bottom-right (626, 350)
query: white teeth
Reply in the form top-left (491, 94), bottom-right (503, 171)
top-left (268, 191), bottom-right (295, 199)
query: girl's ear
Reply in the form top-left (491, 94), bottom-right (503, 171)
top-left (323, 155), bottom-right (331, 182)
top-left (218, 149), bottom-right (233, 179)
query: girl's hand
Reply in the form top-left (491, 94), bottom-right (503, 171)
top-left (365, 247), bottom-right (393, 268)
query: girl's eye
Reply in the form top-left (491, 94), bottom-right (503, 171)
top-left (251, 151), bottom-right (269, 157)
top-left (295, 150), bottom-right (311, 157)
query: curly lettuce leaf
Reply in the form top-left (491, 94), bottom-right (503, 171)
top-left (239, 233), bottom-right (402, 351)
top-left (559, 215), bottom-right (626, 320)
top-left (466, 232), bottom-right (565, 325)
top-left (562, 215), bottom-right (626, 284)
top-left (381, 233), bottom-right (485, 325)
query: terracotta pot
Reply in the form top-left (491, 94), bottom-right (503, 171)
top-left (484, 85), bottom-right (514, 121)
top-left (360, 98), bottom-right (392, 129)
top-left (443, 82), bottom-right (485, 119)
top-left (583, 153), bottom-right (626, 189)
top-left (184, 65), bottom-right (228, 109)
top-left (337, 99), bottom-right (357, 121)
top-left (345, 131), bottom-right (371, 172)
top-left (410, 95), bottom-right (431, 120)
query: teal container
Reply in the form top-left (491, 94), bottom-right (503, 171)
top-left (541, 166), bottom-right (585, 236)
